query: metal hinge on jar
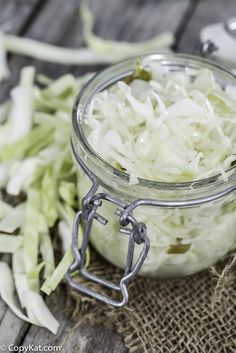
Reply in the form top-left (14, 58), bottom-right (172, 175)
top-left (66, 143), bottom-right (150, 307)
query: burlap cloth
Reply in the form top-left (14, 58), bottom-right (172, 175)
top-left (66, 249), bottom-right (236, 353)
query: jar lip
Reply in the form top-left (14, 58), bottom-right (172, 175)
top-left (72, 52), bottom-right (236, 194)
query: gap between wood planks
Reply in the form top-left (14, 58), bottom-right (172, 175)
top-left (16, 0), bottom-right (49, 37)
top-left (174, 0), bottom-right (200, 51)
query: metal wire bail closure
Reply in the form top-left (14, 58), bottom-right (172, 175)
top-left (66, 141), bottom-right (150, 307)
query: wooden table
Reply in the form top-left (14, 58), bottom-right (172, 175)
top-left (0, 0), bottom-right (235, 352)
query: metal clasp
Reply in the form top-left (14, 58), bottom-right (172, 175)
top-left (66, 192), bottom-right (150, 307)
top-left (194, 40), bottom-right (218, 57)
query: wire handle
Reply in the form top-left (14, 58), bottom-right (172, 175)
top-left (66, 193), bottom-right (150, 307)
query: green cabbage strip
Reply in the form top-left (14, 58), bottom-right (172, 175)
top-left (0, 199), bottom-right (12, 219)
top-left (41, 223), bottom-right (90, 296)
top-left (0, 203), bottom-right (25, 232)
top-left (41, 166), bottom-right (58, 227)
top-left (0, 234), bottom-right (23, 253)
top-left (0, 28), bottom-right (173, 66)
top-left (9, 66), bottom-right (35, 143)
top-left (39, 214), bottom-right (55, 279)
top-left (23, 188), bottom-right (41, 292)
top-left (41, 247), bottom-right (74, 296)
top-left (0, 33), bottom-right (9, 80)
top-left (13, 248), bottom-right (29, 308)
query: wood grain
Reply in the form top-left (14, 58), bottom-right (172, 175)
top-left (0, 0), bottom-right (46, 102)
top-left (0, 300), bottom-right (7, 324)
top-left (0, 310), bottom-right (28, 348)
top-left (0, 0), bottom-right (45, 34)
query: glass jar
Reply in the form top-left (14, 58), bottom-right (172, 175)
top-left (68, 53), bottom-right (236, 306)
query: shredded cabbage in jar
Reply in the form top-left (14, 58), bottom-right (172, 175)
top-left (85, 60), bottom-right (236, 184)
top-left (81, 60), bottom-right (236, 277)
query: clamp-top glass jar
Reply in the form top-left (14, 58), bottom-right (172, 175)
top-left (67, 53), bottom-right (236, 307)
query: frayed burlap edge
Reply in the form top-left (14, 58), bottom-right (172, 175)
top-left (210, 252), bottom-right (236, 308)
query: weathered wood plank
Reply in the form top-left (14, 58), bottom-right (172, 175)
top-left (0, 0), bottom-right (44, 34)
top-left (0, 255), bottom-right (17, 333)
top-left (23, 323), bottom-right (128, 353)
top-left (178, 0), bottom-right (236, 52)
top-left (0, 310), bottom-right (28, 348)
top-left (0, 301), bottom-right (7, 324)
top-left (90, 0), bottom-right (190, 41)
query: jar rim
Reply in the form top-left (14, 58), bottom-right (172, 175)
top-left (72, 52), bottom-right (236, 199)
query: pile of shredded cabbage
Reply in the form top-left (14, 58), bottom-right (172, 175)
top-left (86, 60), bottom-right (236, 184)
top-left (0, 68), bottom-right (92, 334)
